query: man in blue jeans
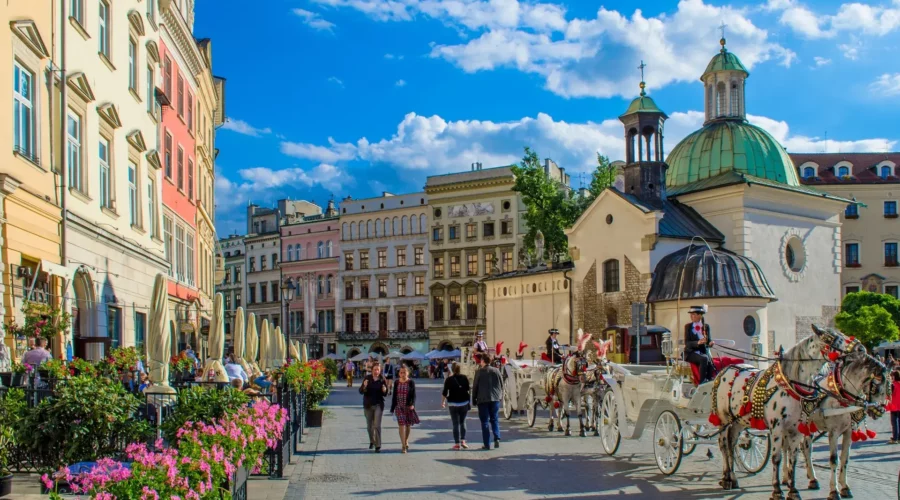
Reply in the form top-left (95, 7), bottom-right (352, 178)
top-left (471, 355), bottom-right (503, 449)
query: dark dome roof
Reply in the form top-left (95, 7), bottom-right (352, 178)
top-left (647, 245), bottom-right (777, 303)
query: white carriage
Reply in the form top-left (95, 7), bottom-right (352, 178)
top-left (597, 334), bottom-right (772, 476)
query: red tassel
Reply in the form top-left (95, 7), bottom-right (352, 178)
top-left (860, 433), bottom-right (868, 442)
top-left (553, 401), bottom-right (561, 409)
top-left (828, 351), bottom-right (840, 362)
top-left (866, 429), bottom-right (877, 439)
top-left (544, 396), bottom-right (552, 403)
top-left (750, 417), bottom-right (767, 430)
top-left (798, 422), bottom-right (809, 436)
top-left (708, 413), bottom-right (722, 426)
top-left (851, 432), bottom-right (860, 443)
top-left (739, 401), bottom-right (752, 416)
top-left (809, 422), bottom-right (819, 434)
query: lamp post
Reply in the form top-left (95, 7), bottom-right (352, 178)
top-left (281, 277), bottom-right (296, 360)
top-left (309, 322), bottom-right (319, 360)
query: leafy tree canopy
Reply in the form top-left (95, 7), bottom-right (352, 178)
top-left (834, 291), bottom-right (900, 350)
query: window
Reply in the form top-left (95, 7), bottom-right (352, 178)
top-left (845, 243), bottom-right (860, 266)
top-left (186, 232), bottom-right (194, 285)
top-left (802, 166), bottom-right (815, 178)
top-left (317, 241), bottom-right (324, 259)
top-left (248, 257), bottom-right (255, 272)
top-left (415, 276), bottom-right (424, 296)
top-left (13, 63), bottom-right (35, 159)
top-left (415, 310), bottom-right (425, 330)
top-left (882, 166), bottom-right (892, 179)
top-left (175, 225), bottom-right (185, 281)
top-left (271, 282), bottom-right (279, 302)
top-left (147, 177), bottom-right (157, 237)
top-left (433, 256), bottom-right (444, 278)
top-left (70, 0), bottom-right (83, 23)
top-left (176, 147), bottom-right (184, 191)
top-left (99, 138), bottom-right (113, 210)
top-left (838, 166), bottom-right (850, 177)
top-left (187, 93), bottom-right (194, 132)
top-left (432, 227), bottom-right (443, 242)
top-left (271, 253), bottom-right (278, 266)
top-left (260, 284), bottom-right (267, 303)
top-left (163, 56), bottom-right (172, 97)
top-left (128, 164), bottom-right (138, 226)
top-left (483, 222), bottom-right (495, 237)
top-left (449, 293), bottom-right (461, 320)
top-left (287, 245), bottom-right (294, 261)
top-left (187, 159), bottom-right (194, 200)
top-left (177, 73), bottom-right (184, 116)
top-left (147, 66), bottom-right (154, 114)
top-left (146, 0), bottom-right (155, 23)
top-left (378, 311), bottom-right (388, 332)
top-left (107, 306), bottom-right (122, 349)
top-left (66, 112), bottom-right (83, 191)
top-left (360, 312), bottom-right (369, 331)
top-left (235, 292), bottom-right (241, 307)
top-left (376, 278), bottom-right (387, 298)
top-left (603, 259), bottom-right (620, 292)
top-left (397, 310), bottom-right (407, 331)
top-left (397, 278), bottom-right (406, 297)
top-left (886, 285), bottom-right (899, 298)
top-left (345, 253), bottom-right (354, 270)
top-left (326, 240), bottom-right (333, 257)
top-left (501, 221), bottom-right (513, 235)
top-left (433, 294), bottom-right (444, 321)
top-left (164, 133), bottom-right (173, 179)
top-left (360, 251), bottom-right (369, 269)
top-left (501, 251), bottom-right (512, 273)
top-left (466, 223), bottom-right (476, 238)
top-left (449, 226), bottom-right (459, 240)
top-left (886, 243), bottom-right (898, 267)
top-left (248, 286), bottom-right (256, 304)
top-left (345, 313), bottom-right (354, 332)
top-left (466, 294), bottom-right (478, 319)
top-left (450, 255), bottom-right (460, 277)
top-left (378, 249), bottom-right (387, 268)
top-left (845, 285), bottom-right (860, 295)
top-left (134, 312), bottom-right (146, 353)
top-left (414, 247), bottom-right (424, 265)
top-left (261, 255), bottom-right (267, 270)
top-left (845, 204), bottom-right (859, 219)
top-left (885, 201), bottom-right (897, 217)
top-left (397, 248), bottom-right (406, 266)
top-left (485, 253), bottom-right (495, 275)
top-left (163, 216), bottom-right (174, 275)
top-left (345, 281), bottom-right (354, 300)
top-left (128, 38), bottom-right (137, 90)
top-left (98, 1), bottom-right (110, 58)
top-left (467, 254), bottom-right (478, 276)
top-left (360, 279), bottom-right (369, 299)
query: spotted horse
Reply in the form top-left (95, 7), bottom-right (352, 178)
top-left (541, 330), bottom-right (592, 436)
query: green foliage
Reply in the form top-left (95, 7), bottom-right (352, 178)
top-left (835, 301), bottom-right (900, 350)
top-left (109, 346), bottom-right (143, 372)
top-left (838, 291), bottom-right (900, 324)
top-left (0, 388), bottom-right (25, 475)
top-left (322, 358), bottom-right (338, 381)
top-left (0, 424), bottom-right (12, 475)
top-left (40, 358), bottom-right (68, 379)
top-left (4, 301), bottom-right (71, 340)
top-left (161, 386), bottom-right (249, 444)
top-left (283, 361), bottom-right (331, 410)
top-left (18, 376), bottom-right (151, 470)
top-left (512, 147), bottom-right (617, 258)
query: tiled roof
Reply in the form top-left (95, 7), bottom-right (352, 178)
top-left (612, 189), bottom-right (725, 243)
top-left (666, 170), bottom-right (851, 203)
top-left (426, 166), bottom-right (514, 188)
top-left (791, 152), bottom-right (900, 185)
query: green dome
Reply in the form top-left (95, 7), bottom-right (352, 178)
top-left (620, 94), bottom-right (667, 118)
top-left (702, 44), bottom-right (749, 79)
top-left (665, 120), bottom-right (799, 189)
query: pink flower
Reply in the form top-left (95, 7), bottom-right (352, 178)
top-left (41, 474), bottom-right (54, 490)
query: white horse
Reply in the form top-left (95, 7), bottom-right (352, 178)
top-left (581, 339), bottom-right (613, 436)
top-left (710, 324), bottom-right (855, 500)
top-left (542, 332), bottom-right (592, 436)
top-left (791, 346), bottom-right (890, 500)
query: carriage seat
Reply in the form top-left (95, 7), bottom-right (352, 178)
top-left (687, 356), bottom-right (744, 385)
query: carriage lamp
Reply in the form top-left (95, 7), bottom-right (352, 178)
top-left (530, 349), bottom-right (536, 364)
top-left (505, 348), bottom-right (510, 358)
top-left (661, 331), bottom-right (674, 361)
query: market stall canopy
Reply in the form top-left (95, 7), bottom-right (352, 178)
top-left (400, 350), bottom-right (426, 361)
top-left (386, 350), bottom-right (404, 359)
top-left (350, 352), bottom-right (374, 362)
top-left (426, 349), bottom-right (461, 359)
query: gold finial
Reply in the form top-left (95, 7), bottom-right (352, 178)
top-left (719, 21), bottom-right (727, 51)
top-left (638, 60), bottom-right (647, 96)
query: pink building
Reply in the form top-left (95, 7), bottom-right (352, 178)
top-left (280, 201), bottom-right (340, 357)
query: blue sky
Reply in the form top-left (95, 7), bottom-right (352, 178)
top-left (195, 0), bottom-right (900, 236)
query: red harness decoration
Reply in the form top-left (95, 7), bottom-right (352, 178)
top-left (562, 356), bottom-right (581, 385)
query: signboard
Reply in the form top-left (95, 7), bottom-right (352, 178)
top-left (631, 302), bottom-right (646, 364)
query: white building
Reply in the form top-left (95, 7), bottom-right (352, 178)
top-left (61, 0), bottom-right (169, 359)
top-left (219, 234), bottom-right (244, 336)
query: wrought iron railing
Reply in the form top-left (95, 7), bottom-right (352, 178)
top-left (336, 330), bottom-right (429, 341)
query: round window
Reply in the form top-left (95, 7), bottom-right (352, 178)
top-left (606, 215), bottom-right (613, 225)
top-left (743, 315), bottom-right (757, 337)
top-left (532, 283), bottom-right (537, 293)
top-left (503, 201), bottom-right (511, 210)
top-left (784, 236), bottom-right (805, 272)
top-left (434, 208), bottom-right (442, 218)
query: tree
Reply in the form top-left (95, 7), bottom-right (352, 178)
top-left (834, 291), bottom-right (900, 350)
top-left (588, 153), bottom-right (617, 198)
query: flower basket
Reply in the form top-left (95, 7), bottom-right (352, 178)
top-left (306, 408), bottom-right (324, 427)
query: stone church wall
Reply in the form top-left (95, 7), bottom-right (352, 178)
top-left (793, 305), bottom-right (840, 346)
top-left (575, 256), bottom-right (653, 335)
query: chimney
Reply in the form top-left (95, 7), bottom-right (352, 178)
top-left (471, 163), bottom-right (476, 171)
top-left (477, 162), bottom-right (483, 170)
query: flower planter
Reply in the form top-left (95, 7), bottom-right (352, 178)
top-left (0, 473), bottom-right (13, 498)
top-left (306, 408), bottom-right (324, 427)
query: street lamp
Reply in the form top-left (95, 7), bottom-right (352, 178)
top-left (309, 322), bottom-right (318, 360)
top-left (281, 277), bottom-right (295, 359)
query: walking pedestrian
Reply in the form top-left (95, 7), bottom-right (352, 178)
top-left (345, 359), bottom-right (355, 387)
top-left (887, 369), bottom-right (900, 444)
top-left (390, 365), bottom-right (419, 453)
top-left (442, 362), bottom-right (471, 450)
top-left (471, 355), bottom-right (503, 450)
top-left (360, 361), bottom-right (388, 452)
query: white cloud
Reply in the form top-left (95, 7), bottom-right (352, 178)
top-left (293, 8), bottom-right (337, 31)
top-left (327, 76), bottom-right (345, 87)
top-left (278, 110), bottom-right (895, 181)
top-left (215, 163), bottom-right (346, 211)
top-left (281, 137), bottom-right (358, 163)
top-left (221, 118), bottom-right (272, 137)
top-left (871, 73), bottom-right (900, 95)
top-left (384, 53), bottom-right (405, 60)
top-left (813, 56), bottom-right (831, 66)
top-left (767, 0), bottom-right (900, 39)
top-left (395, 79), bottom-right (407, 87)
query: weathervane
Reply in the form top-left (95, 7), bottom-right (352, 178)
top-left (638, 60), bottom-right (647, 96)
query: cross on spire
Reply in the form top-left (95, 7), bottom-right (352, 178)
top-left (719, 21), bottom-right (727, 40)
top-left (638, 60), bottom-right (647, 95)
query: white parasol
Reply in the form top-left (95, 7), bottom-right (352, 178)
top-left (301, 343), bottom-right (308, 363)
top-left (273, 326), bottom-right (286, 368)
top-left (289, 340), bottom-right (301, 361)
top-left (245, 313), bottom-right (261, 377)
top-left (258, 320), bottom-right (270, 371)
top-left (146, 274), bottom-right (175, 394)
top-left (233, 307), bottom-right (252, 377)
top-left (200, 293), bottom-right (229, 382)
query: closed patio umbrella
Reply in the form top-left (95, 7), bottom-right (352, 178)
top-left (245, 313), bottom-right (261, 377)
top-left (258, 320), bottom-right (270, 372)
top-left (273, 326), bottom-right (286, 368)
top-left (301, 343), bottom-right (309, 363)
top-left (289, 340), bottom-right (301, 361)
top-left (200, 293), bottom-right (229, 383)
top-left (146, 274), bottom-right (175, 394)
top-left (233, 307), bottom-right (251, 377)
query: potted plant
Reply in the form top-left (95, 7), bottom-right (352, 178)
top-left (0, 425), bottom-right (13, 497)
top-left (169, 353), bottom-right (194, 383)
top-left (5, 302), bottom-right (71, 342)
top-left (283, 360), bottom-right (331, 427)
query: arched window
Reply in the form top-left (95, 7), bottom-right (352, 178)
top-left (317, 241), bottom-right (324, 259)
top-left (317, 275), bottom-right (324, 295)
top-left (729, 82), bottom-right (740, 116)
top-left (402, 215), bottom-right (408, 235)
top-left (326, 274), bottom-right (333, 295)
top-left (603, 259), bottom-right (620, 293)
top-left (326, 240), bottom-right (333, 257)
top-left (882, 166), bottom-right (892, 179)
top-left (419, 214), bottom-right (426, 234)
top-left (803, 166), bottom-right (815, 178)
top-left (342, 223), bottom-right (349, 240)
top-left (287, 245), bottom-right (294, 261)
top-left (705, 84), bottom-right (713, 120)
top-left (838, 166), bottom-right (850, 177)
top-left (350, 221), bottom-right (357, 240)
top-left (367, 220), bottom-right (373, 238)
top-left (716, 82), bottom-right (726, 117)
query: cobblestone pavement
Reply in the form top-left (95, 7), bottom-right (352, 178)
top-left (287, 379), bottom-right (900, 499)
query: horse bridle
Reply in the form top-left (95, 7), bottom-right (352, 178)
top-left (818, 356), bottom-right (888, 418)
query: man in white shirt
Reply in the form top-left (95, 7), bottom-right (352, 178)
top-left (224, 354), bottom-right (248, 386)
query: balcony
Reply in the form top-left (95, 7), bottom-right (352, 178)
top-left (336, 330), bottom-right (429, 341)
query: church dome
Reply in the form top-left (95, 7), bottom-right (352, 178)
top-left (621, 94), bottom-right (667, 118)
top-left (647, 245), bottom-right (777, 303)
top-left (702, 40), bottom-right (749, 79)
top-left (665, 119), bottom-right (800, 189)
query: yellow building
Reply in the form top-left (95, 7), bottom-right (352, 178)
top-left (793, 152), bottom-right (900, 297)
top-left (1, 3), bottom-right (65, 358)
top-left (425, 164), bottom-right (525, 350)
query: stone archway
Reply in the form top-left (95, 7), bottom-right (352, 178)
top-left (72, 269), bottom-right (97, 360)
top-left (369, 342), bottom-right (388, 355)
top-left (400, 346), bottom-right (413, 354)
top-left (438, 340), bottom-right (454, 351)
top-left (346, 348), bottom-right (361, 360)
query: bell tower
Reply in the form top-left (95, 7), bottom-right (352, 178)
top-left (618, 61), bottom-right (668, 208)
top-left (701, 24), bottom-right (750, 125)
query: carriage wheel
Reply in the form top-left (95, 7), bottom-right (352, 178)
top-left (526, 387), bottom-right (537, 428)
top-left (653, 410), bottom-right (683, 476)
top-left (599, 389), bottom-right (620, 455)
top-left (502, 386), bottom-right (513, 420)
top-left (681, 424), bottom-right (702, 456)
top-left (734, 429), bottom-right (771, 475)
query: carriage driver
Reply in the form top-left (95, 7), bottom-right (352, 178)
top-left (684, 305), bottom-right (716, 383)
top-left (473, 331), bottom-right (488, 363)
top-left (546, 329), bottom-right (563, 364)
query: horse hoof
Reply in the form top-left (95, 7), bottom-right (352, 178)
top-left (579, 430), bottom-right (586, 437)
top-left (827, 492), bottom-right (842, 500)
top-left (557, 427), bottom-right (564, 433)
top-left (593, 430), bottom-right (600, 437)
top-left (808, 480), bottom-right (819, 490)
top-left (839, 487), bottom-right (852, 498)
top-left (770, 492), bottom-right (785, 500)
top-left (565, 430), bottom-right (571, 436)
top-left (718, 479), bottom-right (738, 490)
top-left (548, 424), bottom-right (554, 432)
top-left (786, 489), bottom-right (802, 500)
top-left (782, 480), bottom-right (790, 487)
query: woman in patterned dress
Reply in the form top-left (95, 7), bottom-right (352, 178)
top-left (390, 364), bottom-right (419, 453)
